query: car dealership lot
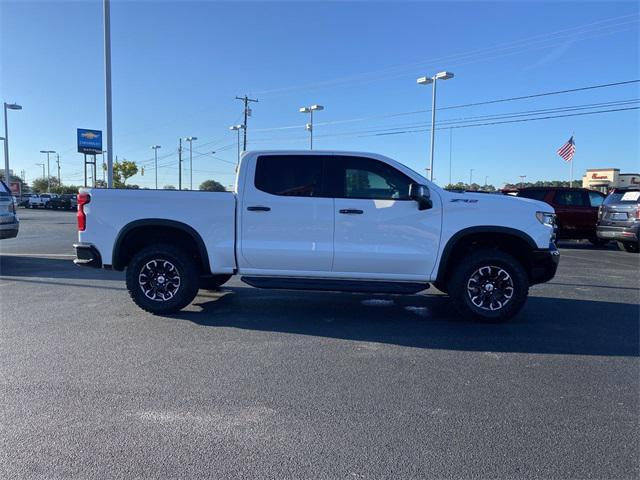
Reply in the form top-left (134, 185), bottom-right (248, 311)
top-left (1, 209), bottom-right (638, 479)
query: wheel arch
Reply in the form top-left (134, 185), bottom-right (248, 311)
top-left (112, 219), bottom-right (210, 273)
top-left (435, 226), bottom-right (538, 287)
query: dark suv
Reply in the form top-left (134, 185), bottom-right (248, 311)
top-left (515, 187), bottom-right (606, 244)
top-left (597, 188), bottom-right (639, 253)
top-left (47, 194), bottom-right (78, 210)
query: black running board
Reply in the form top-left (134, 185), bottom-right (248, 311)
top-left (240, 276), bottom-right (429, 294)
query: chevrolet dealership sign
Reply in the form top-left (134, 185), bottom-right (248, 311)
top-left (77, 129), bottom-right (103, 154)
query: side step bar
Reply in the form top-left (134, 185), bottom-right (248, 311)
top-left (240, 276), bottom-right (429, 294)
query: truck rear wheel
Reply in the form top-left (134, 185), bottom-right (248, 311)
top-left (618, 240), bottom-right (639, 253)
top-left (126, 244), bottom-right (199, 314)
top-left (448, 249), bottom-right (529, 322)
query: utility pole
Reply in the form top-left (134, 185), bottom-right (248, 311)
top-left (519, 175), bottom-right (527, 188)
top-left (235, 95), bottom-right (258, 151)
top-left (104, 0), bottom-right (114, 188)
top-left (184, 137), bottom-right (197, 190)
top-left (151, 145), bottom-right (161, 189)
top-left (56, 154), bottom-right (61, 185)
top-left (178, 138), bottom-right (183, 190)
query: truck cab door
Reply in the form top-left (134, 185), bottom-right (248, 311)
top-left (238, 154), bottom-right (334, 274)
top-left (328, 155), bottom-right (441, 280)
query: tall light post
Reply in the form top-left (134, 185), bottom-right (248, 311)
top-left (417, 72), bottom-right (454, 182)
top-left (519, 175), bottom-right (527, 188)
top-left (151, 145), bottom-right (161, 189)
top-left (184, 137), bottom-right (197, 190)
top-left (469, 168), bottom-right (474, 186)
top-left (229, 125), bottom-right (245, 167)
top-left (3, 102), bottom-right (22, 183)
top-left (39, 150), bottom-right (56, 192)
top-left (35, 163), bottom-right (45, 181)
top-left (104, 0), bottom-right (114, 188)
top-left (299, 104), bottom-right (324, 150)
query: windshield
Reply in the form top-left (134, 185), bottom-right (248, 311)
top-left (604, 190), bottom-right (640, 205)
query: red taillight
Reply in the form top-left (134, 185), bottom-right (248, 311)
top-left (77, 192), bottom-right (91, 231)
top-left (636, 207), bottom-right (640, 220)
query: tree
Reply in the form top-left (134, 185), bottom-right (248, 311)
top-left (113, 159), bottom-right (138, 186)
top-left (163, 185), bottom-right (176, 190)
top-left (31, 176), bottom-right (61, 193)
top-left (199, 179), bottom-right (226, 192)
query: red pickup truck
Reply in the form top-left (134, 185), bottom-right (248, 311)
top-left (515, 187), bottom-right (606, 244)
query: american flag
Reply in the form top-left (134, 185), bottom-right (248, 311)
top-left (557, 136), bottom-right (576, 162)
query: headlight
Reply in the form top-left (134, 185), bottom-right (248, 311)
top-left (536, 211), bottom-right (555, 227)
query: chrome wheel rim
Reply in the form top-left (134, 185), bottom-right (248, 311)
top-left (138, 259), bottom-right (181, 302)
top-left (466, 265), bottom-right (514, 311)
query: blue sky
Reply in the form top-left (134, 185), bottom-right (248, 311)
top-left (1, 0), bottom-right (638, 189)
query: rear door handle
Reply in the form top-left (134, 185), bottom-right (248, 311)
top-left (339, 209), bottom-right (364, 215)
top-left (247, 206), bottom-right (271, 212)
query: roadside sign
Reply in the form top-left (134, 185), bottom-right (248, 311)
top-left (9, 181), bottom-right (21, 196)
top-left (77, 129), bottom-right (103, 154)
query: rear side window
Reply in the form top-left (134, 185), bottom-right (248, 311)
top-left (0, 181), bottom-right (9, 196)
top-left (517, 190), bottom-right (548, 201)
top-left (255, 155), bottom-right (324, 197)
top-left (554, 190), bottom-right (588, 207)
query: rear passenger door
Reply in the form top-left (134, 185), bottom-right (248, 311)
top-left (239, 154), bottom-right (335, 273)
top-left (552, 190), bottom-right (593, 237)
top-left (328, 155), bottom-right (440, 280)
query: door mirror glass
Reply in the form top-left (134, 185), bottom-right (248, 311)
top-left (409, 183), bottom-right (432, 210)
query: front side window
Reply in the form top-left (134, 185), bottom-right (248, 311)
top-left (255, 155), bottom-right (324, 197)
top-left (337, 156), bottom-right (412, 200)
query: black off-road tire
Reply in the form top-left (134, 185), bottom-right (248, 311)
top-left (126, 244), bottom-right (200, 314)
top-left (448, 249), bottom-right (529, 323)
top-left (619, 240), bottom-right (639, 253)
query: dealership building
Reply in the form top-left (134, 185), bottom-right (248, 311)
top-left (581, 168), bottom-right (640, 191)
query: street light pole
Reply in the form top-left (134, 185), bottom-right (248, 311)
top-left (299, 105), bottom-right (324, 150)
top-left (40, 150), bottom-right (56, 192)
top-left (56, 154), bottom-right (61, 185)
top-left (519, 175), bottom-right (527, 188)
top-left (3, 102), bottom-right (22, 183)
top-left (36, 163), bottom-right (45, 181)
top-left (184, 137), bottom-right (197, 190)
top-left (104, 0), bottom-right (114, 188)
top-left (417, 72), bottom-right (454, 182)
top-left (151, 145), bottom-right (161, 189)
top-left (229, 125), bottom-right (245, 167)
top-left (469, 168), bottom-right (474, 186)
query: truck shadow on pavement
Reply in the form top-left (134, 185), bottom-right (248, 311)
top-left (179, 287), bottom-right (640, 358)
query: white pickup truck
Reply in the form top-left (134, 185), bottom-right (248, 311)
top-left (74, 150), bottom-right (559, 322)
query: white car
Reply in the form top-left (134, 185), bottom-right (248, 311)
top-left (0, 181), bottom-right (19, 239)
top-left (74, 150), bottom-right (559, 322)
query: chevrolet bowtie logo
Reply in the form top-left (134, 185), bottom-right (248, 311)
top-left (81, 132), bottom-right (99, 140)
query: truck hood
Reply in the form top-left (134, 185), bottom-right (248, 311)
top-left (440, 190), bottom-right (554, 214)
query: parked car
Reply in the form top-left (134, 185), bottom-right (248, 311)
top-left (40, 193), bottom-right (59, 208)
top-left (47, 194), bottom-right (77, 210)
top-left (28, 194), bottom-right (45, 208)
top-left (0, 180), bottom-right (19, 239)
top-left (514, 187), bottom-right (605, 244)
top-left (597, 188), bottom-right (639, 253)
top-left (74, 150), bottom-right (559, 322)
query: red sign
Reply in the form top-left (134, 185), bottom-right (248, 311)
top-left (591, 173), bottom-right (608, 180)
top-left (9, 181), bottom-right (21, 196)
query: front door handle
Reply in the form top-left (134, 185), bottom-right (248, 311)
top-left (339, 209), bottom-right (364, 215)
top-left (247, 206), bottom-right (271, 212)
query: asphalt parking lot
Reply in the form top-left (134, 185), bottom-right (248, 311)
top-left (1, 209), bottom-right (638, 479)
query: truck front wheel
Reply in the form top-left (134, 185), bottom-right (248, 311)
top-left (448, 249), bottom-right (529, 322)
top-left (126, 244), bottom-right (199, 314)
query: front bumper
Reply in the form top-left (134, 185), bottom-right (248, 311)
top-left (597, 224), bottom-right (639, 242)
top-left (73, 243), bottom-right (102, 268)
top-left (0, 218), bottom-right (19, 239)
top-left (530, 244), bottom-right (560, 285)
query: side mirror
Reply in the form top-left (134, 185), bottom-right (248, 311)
top-left (409, 183), bottom-right (433, 210)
